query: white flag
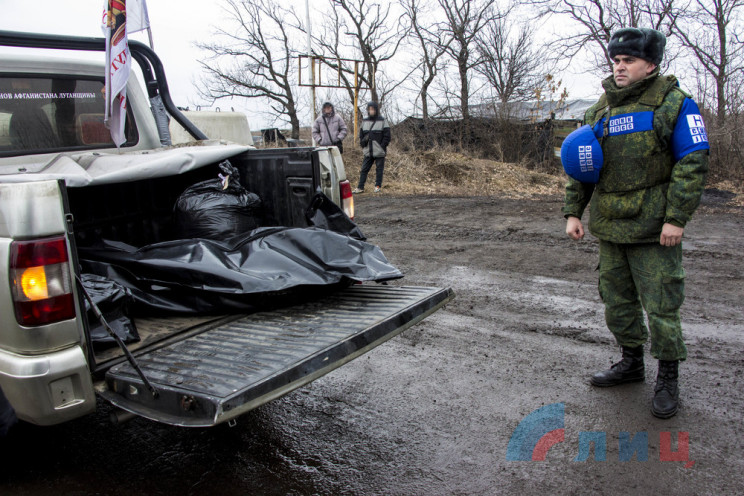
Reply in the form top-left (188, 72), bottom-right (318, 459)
top-left (127, 0), bottom-right (150, 34)
top-left (101, 0), bottom-right (132, 148)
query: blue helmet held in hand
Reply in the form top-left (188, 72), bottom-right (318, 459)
top-left (561, 125), bottom-right (604, 184)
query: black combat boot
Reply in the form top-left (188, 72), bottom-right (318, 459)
top-left (590, 346), bottom-right (645, 387)
top-left (652, 360), bottom-right (679, 419)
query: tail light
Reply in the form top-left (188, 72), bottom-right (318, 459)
top-left (340, 180), bottom-right (354, 219)
top-left (9, 236), bottom-right (75, 326)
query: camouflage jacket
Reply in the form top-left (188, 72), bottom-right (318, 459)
top-left (562, 72), bottom-right (709, 243)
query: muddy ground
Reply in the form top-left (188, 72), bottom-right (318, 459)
top-left (1, 192), bottom-right (742, 495)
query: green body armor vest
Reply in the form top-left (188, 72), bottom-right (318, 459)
top-left (583, 74), bottom-right (690, 243)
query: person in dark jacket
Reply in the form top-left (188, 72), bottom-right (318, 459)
top-left (353, 102), bottom-right (391, 193)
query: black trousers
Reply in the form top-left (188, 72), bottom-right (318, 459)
top-left (358, 156), bottom-right (385, 189)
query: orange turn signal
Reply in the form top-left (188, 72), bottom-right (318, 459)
top-left (20, 266), bottom-right (50, 301)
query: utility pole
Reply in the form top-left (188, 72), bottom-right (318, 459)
top-left (305, 0), bottom-right (316, 145)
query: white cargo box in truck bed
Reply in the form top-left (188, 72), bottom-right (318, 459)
top-left (0, 31), bottom-right (453, 427)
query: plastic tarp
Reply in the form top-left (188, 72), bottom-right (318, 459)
top-left (174, 161), bottom-right (262, 239)
top-left (306, 192), bottom-right (365, 241)
top-left (81, 274), bottom-right (140, 348)
top-left (0, 142), bottom-right (251, 187)
top-left (79, 226), bottom-right (402, 315)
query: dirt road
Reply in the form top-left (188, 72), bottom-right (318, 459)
top-left (1, 193), bottom-right (742, 495)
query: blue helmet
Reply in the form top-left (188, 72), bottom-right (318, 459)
top-left (561, 125), bottom-right (604, 184)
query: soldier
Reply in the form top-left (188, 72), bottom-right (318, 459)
top-left (562, 28), bottom-right (709, 418)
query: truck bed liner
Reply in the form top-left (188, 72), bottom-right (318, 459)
top-left (100, 285), bottom-right (453, 426)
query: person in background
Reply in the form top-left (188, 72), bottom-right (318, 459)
top-left (312, 102), bottom-right (348, 153)
top-left (354, 102), bottom-right (391, 194)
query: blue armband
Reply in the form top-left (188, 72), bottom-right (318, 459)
top-left (671, 98), bottom-right (710, 161)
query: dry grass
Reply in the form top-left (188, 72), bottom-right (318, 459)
top-left (342, 144), bottom-right (566, 198)
top-left (343, 144), bottom-right (743, 207)
top-left (302, 124), bottom-right (742, 206)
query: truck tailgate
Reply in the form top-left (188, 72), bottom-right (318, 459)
top-left (100, 285), bottom-right (453, 427)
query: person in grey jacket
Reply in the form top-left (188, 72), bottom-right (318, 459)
top-left (353, 102), bottom-right (391, 193)
top-left (312, 102), bottom-right (348, 151)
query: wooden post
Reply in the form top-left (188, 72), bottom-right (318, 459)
top-left (353, 61), bottom-right (359, 142)
top-left (310, 56), bottom-right (317, 122)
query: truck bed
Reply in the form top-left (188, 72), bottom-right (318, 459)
top-left (99, 285), bottom-right (453, 427)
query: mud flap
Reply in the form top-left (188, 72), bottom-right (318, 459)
top-left (99, 285), bottom-right (453, 427)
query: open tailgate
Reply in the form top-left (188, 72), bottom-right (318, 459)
top-left (99, 285), bottom-right (453, 427)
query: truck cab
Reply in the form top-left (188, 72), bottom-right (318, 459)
top-left (0, 31), bottom-right (452, 428)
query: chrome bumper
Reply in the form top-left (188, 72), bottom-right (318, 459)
top-left (0, 345), bottom-right (95, 425)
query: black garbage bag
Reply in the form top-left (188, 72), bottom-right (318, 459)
top-left (80, 274), bottom-right (140, 349)
top-left (306, 191), bottom-right (365, 241)
top-left (174, 160), bottom-right (262, 239)
top-left (78, 227), bottom-right (402, 315)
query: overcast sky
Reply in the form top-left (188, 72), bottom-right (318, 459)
top-left (0, 0), bottom-right (602, 129)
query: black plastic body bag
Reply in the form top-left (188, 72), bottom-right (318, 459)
top-left (79, 194), bottom-right (400, 315)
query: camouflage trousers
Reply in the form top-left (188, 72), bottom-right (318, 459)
top-left (598, 240), bottom-right (687, 361)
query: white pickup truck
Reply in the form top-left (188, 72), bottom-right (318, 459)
top-left (0, 31), bottom-right (452, 428)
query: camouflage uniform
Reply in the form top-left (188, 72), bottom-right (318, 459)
top-left (563, 70), bottom-right (709, 361)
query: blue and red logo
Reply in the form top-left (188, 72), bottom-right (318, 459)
top-left (506, 402), bottom-right (565, 461)
top-left (506, 402), bottom-right (694, 467)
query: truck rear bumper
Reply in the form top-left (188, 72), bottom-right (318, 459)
top-left (0, 345), bottom-right (95, 425)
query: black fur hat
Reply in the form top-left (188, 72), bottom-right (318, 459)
top-left (608, 28), bottom-right (666, 65)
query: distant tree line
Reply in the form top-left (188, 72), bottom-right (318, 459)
top-left (197, 0), bottom-right (743, 177)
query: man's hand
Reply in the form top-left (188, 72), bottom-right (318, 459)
top-left (660, 223), bottom-right (684, 246)
top-left (566, 216), bottom-right (585, 241)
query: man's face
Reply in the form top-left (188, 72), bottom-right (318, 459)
top-left (367, 107), bottom-right (376, 117)
top-left (613, 55), bottom-right (657, 87)
top-left (323, 106), bottom-right (332, 115)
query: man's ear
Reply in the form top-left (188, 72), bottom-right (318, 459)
top-left (646, 63), bottom-right (657, 75)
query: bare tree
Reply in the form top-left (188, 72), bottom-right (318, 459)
top-left (197, 0), bottom-right (303, 138)
top-left (531, 0), bottom-right (681, 73)
top-left (313, 0), bottom-right (409, 106)
top-left (312, 7), bottom-right (357, 107)
top-left (673, 0), bottom-right (744, 124)
top-left (402, 0), bottom-right (451, 120)
top-left (476, 16), bottom-right (545, 105)
top-left (437, 0), bottom-right (502, 122)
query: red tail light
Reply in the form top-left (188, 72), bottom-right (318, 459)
top-left (9, 236), bottom-right (75, 326)
top-left (340, 180), bottom-right (354, 219)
